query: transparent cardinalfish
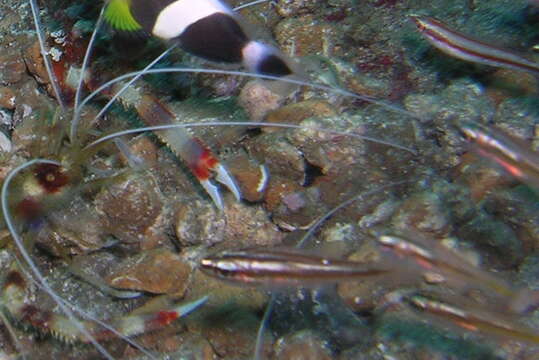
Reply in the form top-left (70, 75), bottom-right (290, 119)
top-left (408, 293), bottom-right (539, 345)
top-left (200, 247), bottom-right (392, 287)
top-left (104, 0), bottom-right (295, 77)
top-left (377, 233), bottom-right (516, 299)
top-left (410, 15), bottom-right (539, 76)
top-left (459, 121), bottom-right (539, 189)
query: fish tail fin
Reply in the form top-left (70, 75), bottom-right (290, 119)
top-left (103, 0), bottom-right (149, 57)
top-left (104, 0), bottom-right (143, 33)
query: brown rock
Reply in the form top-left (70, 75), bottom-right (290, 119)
top-left (271, 186), bottom-right (327, 231)
top-left (34, 196), bottom-right (108, 256)
top-left (95, 172), bottom-right (169, 250)
top-left (105, 248), bottom-right (191, 295)
top-left (23, 41), bottom-right (49, 85)
top-left (273, 0), bottom-right (323, 17)
top-left (246, 132), bottom-right (305, 183)
top-left (275, 16), bottom-right (339, 57)
top-left (176, 195), bottom-right (284, 248)
top-left (0, 53), bottom-right (26, 84)
top-left (264, 176), bottom-right (302, 212)
top-left (332, 58), bottom-right (392, 99)
top-left (0, 86), bottom-right (16, 109)
top-left (224, 200), bottom-right (286, 247)
top-left (121, 320), bottom-right (216, 358)
top-left (274, 330), bottom-right (333, 360)
top-left (11, 79), bottom-right (57, 141)
top-left (391, 191), bottom-right (451, 238)
top-left (485, 68), bottom-right (538, 105)
top-left (265, 100), bottom-right (338, 133)
top-left (287, 115), bottom-right (367, 174)
top-left (225, 150), bottom-right (268, 202)
top-left (239, 80), bottom-right (286, 121)
top-left (192, 310), bottom-right (272, 360)
top-left (175, 198), bottom-right (226, 247)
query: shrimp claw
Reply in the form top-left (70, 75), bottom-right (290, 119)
top-left (215, 163), bottom-right (241, 202)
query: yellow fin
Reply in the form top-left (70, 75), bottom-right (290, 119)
top-left (104, 0), bottom-right (142, 32)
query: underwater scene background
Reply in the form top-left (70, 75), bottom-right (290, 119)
top-left (0, 0), bottom-right (538, 359)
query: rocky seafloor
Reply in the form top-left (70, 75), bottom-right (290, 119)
top-left (0, 0), bottom-right (538, 359)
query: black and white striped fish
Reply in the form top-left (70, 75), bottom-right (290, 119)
top-left (104, 0), bottom-right (294, 77)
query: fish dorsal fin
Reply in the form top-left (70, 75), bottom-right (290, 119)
top-left (104, 0), bottom-right (142, 32)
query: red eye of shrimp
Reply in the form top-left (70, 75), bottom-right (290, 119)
top-left (33, 163), bottom-right (70, 193)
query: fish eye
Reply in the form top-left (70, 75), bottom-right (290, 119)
top-left (200, 258), bottom-right (236, 278)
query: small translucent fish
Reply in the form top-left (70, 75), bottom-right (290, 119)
top-left (459, 121), bottom-right (539, 189)
top-left (409, 294), bottom-right (539, 345)
top-left (200, 247), bottom-right (391, 287)
top-left (410, 15), bottom-right (539, 75)
top-left (377, 233), bottom-right (515, 299)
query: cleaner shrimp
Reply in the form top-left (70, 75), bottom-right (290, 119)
top-left (1, 0), bottom-right (537, 359)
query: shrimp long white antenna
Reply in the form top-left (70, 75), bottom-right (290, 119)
top-left (253, 294), bottom-right (275, 360)
top-left (72, 4), bottom-right (106, 127)
top-left (253, 179), bottom-right (412, 360)
top-left (233, 0), bottom-right (269, 11)
top-left (74, 68), bottom-right (420, 133)
top-left (1, 159), bottom-right (115, 360)
top-left (29, 0), bottom-right (66, 111)
top-left (71, 45), bottom-right (176, 141)
top-left (84, 121), bottom-right (417, 154)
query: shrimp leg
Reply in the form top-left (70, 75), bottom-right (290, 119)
top-left (123, 91), bottom-right (241, 210)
